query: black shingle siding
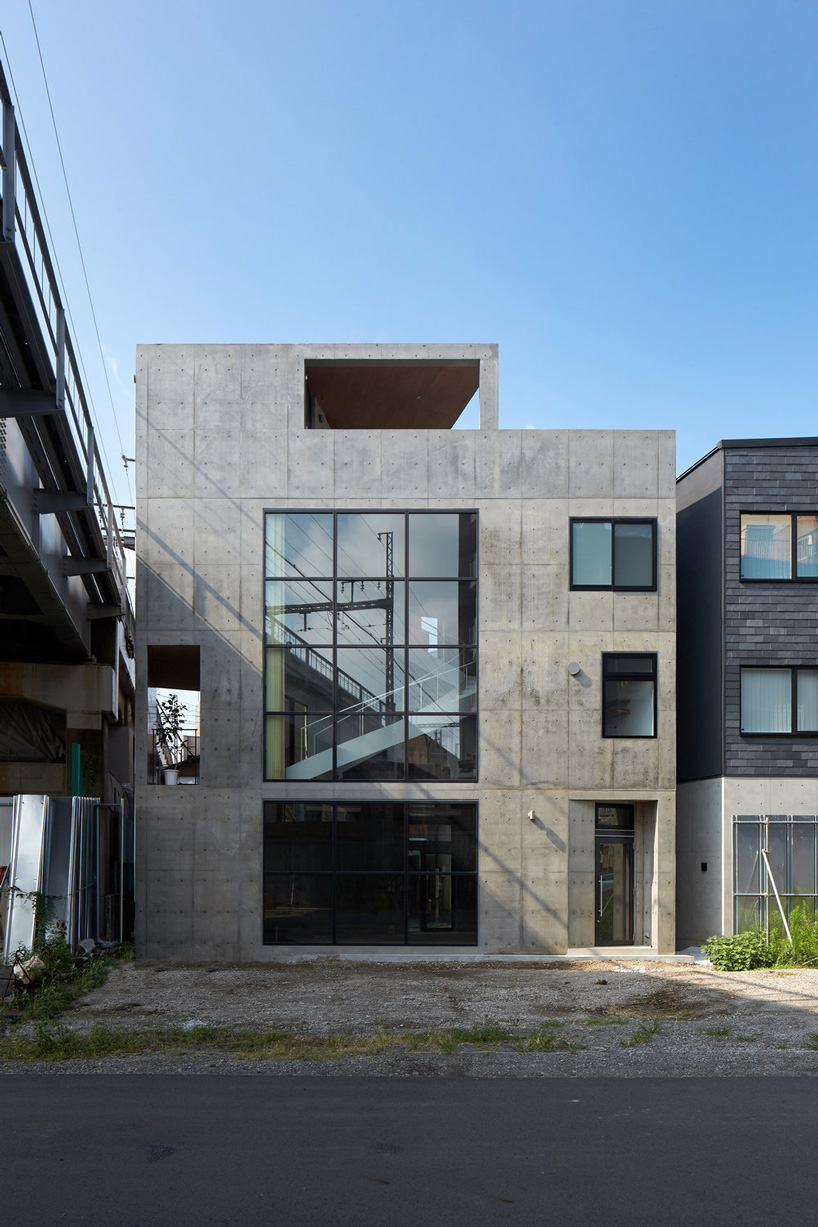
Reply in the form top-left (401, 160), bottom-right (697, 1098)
top-left (724, 445), bottom-right (818, 776)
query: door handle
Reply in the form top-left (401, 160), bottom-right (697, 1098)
top-left (598, 876), bottom-right (604, 917)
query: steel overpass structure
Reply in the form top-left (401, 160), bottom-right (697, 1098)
top-left (0, 56), bottom-right (134, 829)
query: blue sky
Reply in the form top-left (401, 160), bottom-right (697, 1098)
top-left (2, 1), bottom-right (818, 509)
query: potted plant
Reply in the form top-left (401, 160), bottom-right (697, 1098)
top-left (153, 693), bottom-right (189, 784)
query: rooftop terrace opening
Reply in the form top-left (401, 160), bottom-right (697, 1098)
top-left (304, 359), bottom-right (481, 430)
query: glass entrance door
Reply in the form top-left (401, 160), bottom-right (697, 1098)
top-left (595, 837), bottom-right (634, 945)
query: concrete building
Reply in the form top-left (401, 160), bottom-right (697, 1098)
top-left (135, 343), bottom-right (676, 958)
top-left (676, 438), bottom-right (818, 947)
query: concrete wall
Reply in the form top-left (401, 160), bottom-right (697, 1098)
top-left (678, 774), bottom-right (818, 947)
top-left (676, 778), bottom-right (728, 947)
top-left (135, 344), bottom-right (676, 958)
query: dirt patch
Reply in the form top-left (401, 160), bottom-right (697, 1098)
top-left (4, 957), bottom-right (818, 1076)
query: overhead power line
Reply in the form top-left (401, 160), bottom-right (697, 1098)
top-left (25, 1), bottom-right (133, 503)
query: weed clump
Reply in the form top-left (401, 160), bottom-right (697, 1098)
top-left (704, 907), bottom-right (818, 971)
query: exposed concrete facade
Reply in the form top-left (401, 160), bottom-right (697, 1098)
top-left (135, 344), bottom-right (676, 959)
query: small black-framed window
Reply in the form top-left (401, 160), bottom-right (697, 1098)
top-left (570, 519), bottom-right (657, 591)
top-left (740, 667), bottom-right (818, 735)
top-left (740, 513), bottom-right (818, 581)
top-left (602, 653), bottom-right (657, 738)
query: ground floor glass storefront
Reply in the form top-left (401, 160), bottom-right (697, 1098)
top-left (263, 801), bottom-right (477, 945)
top-left (734, 813), bottom-right (818, 931)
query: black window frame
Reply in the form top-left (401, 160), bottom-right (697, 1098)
top-left (569, 518), bottom-right (657, 592)
top-left (262, 509), bottom-right (479, 782)
top-left (739, 666), bottom-right (818, 737)
top-left (263, 799), bottom-right (479, 946)
top-left (740, 511), bottom-right (818, 582)
top-left (601, 652), bottom-right (658, 739)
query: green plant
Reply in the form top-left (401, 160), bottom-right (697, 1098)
top-left (154, 693), bottom-right (189, 768)
top-left (701, 1027), bottom-right (731, 1038)
top-left (621, 1019), bottom-right (660, 1047)
top-left (1, 936), bottom-right (132, 1021)
top-left (702, 930), bottom-right (777, 971)
top-left (704, 907), bottom-right (818, 971)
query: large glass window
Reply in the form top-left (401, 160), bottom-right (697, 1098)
top-left (741, 513), bottom-right (818, 580)
top-left (602, 654), bottom-right (657, 738)
top-left (263, 511), bottom-right (478, 780)
top-left (740, 667), bottom-right (818, 734)
top-left (571, 520), bottom-right (656, 590)
top-left (734, 814), bottom-right (818, 931)
top-left (264, 801), bottom-right (478, 945)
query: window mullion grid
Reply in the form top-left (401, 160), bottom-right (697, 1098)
top-left (331, 802), bottom-right (337, 944)
top-left (332, 513), bottom-right (338, 779)
top-left (403, 802), bottom-right (409, 944)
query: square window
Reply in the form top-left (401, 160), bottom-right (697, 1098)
top-left (741, 667), bottom-right (818, 734)
top-left (571, 520), bottom-right (656, 590)
top-left (740, 513), bottom-right (818, 581)
top-left (602, 654), bottom-right (657, 737)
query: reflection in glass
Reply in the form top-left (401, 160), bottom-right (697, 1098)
top-left (572, 521), bottom-right (611, 586)
top-left (336, 803), bottom-right (405, 871)
top-left (741, 514), bottom-right (791, 579)
top-left (265, 513), bottom-right (334, 579)
top-left (335, 711), bottom-right (405, 780)
top-left (336, 648), bottom-right (404, 714)
top-left (613, 522), bottom-right (654, 587)
top-left (407, 714), bottom-right (476, 779)
top-left (407, 649), bottom-right (476, 713)
top-left (336, 513), bottom-right (405, 578)
top-left (596, 840), bottom-right (634, 944)
top-left (409, 513), bottom-right (476, 577)
top-left (734, 895), bottom-right (762, 933)
top-left (264, 802), bottom-right (332, 872)
top-left (603, 679), bottom-right (655, 736)
top-left (266, 646), bottom-right (334, 710)
top-left (263, 874), bottom-right (333, 943)
top-left (336, 579), bottom-right (404, 646)
top-left (604, 655), bottom-right (655, 675)
top-left (265, 713), bottom-right (333, 780)
top-left (797, 515), bottom-right (818, 578)
top-left (336, 875), bottom-right (404, 943)
top-left (792, 825), bottom-right (816, 896)
top-left (409, 803), bottom-right (477, 873)
top-left (741, 669), bottom-right (791, 733)
top-left (734, 824), bottom-right (761, 894)
top-left (408, 582), bottom-right (476, 645)
top-left (263, 802), bottom-right (478, 947)
top-left (767, 825), bottom-right (788, 895)
top-left (785, 896), bottom-right (816, 921)
top-left (596, 805), bottom-right (635, 830)
top-left (265, 579), bottom-right (333, 645)
top-left (408, 875), bottom-right (477, 944)
top-left (797, 670), bottom-right (818, 732)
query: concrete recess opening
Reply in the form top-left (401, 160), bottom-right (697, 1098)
top-left (147, 646), bottom-right (200, 784)
top-left (304, 359), bottom-right (480, 430)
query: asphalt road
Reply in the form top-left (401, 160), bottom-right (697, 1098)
top-left (4, 1076), bottom-right (815, 1225)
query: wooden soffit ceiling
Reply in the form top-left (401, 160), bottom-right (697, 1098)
top-left (304, 361), bottom-right (480, 429)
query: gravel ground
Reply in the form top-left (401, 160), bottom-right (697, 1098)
top-left (4, 957), bottom-right (818, 1077)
